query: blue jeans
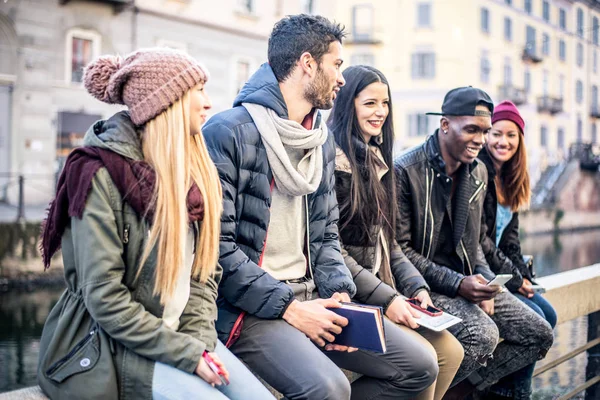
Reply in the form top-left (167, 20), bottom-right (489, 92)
top-left (152, 340), bottom-right (275, 400)
top-left (491, 293), bottom-right (557, 399)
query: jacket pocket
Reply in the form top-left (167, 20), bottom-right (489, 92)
top-left (45, 328), bottom-right (99, 383)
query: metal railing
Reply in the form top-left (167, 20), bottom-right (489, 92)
top-left (0, 173), bottom-right (56, 222)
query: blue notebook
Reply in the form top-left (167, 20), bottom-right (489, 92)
top-left (330, 302), bottom-right (386, 353)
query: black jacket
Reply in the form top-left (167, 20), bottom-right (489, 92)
top-left (202, 63), bottom-right (356, 343)
top-left (334, 144), bottom-right (429, 310)
top-left (394, 132), bottom-right (495, 298)
top-left (478, 147), bottom-right (533, 292)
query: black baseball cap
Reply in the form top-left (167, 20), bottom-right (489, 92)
top-left (426, 86), bottom-right (494, 117)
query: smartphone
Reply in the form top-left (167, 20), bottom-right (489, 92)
top-left (486, 274), bottom-right (513, 287)
top-left (202, 351), bottom-right (229, 386)
top-left (406, 298), bottom-right (443, 317)
top-left (530, 284), bottom-right (546, 294)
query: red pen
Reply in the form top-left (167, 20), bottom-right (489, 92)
top-left (202, 351), bottom-right (230, 386)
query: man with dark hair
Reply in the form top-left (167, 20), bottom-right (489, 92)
top-left (203, 14), bottom-right (438, 400)
top-left (394, 87), bottom-right (553, 397)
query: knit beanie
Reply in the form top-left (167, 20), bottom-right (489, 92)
top-left (83, 48), bottom-right (209, 126)
top-left (492, 100), bottom-right (525, 134)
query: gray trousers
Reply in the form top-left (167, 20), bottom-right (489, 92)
top-left (430, 291), bottom-right (554, 388)
top-left (229, 314), bottom-right (439, 400)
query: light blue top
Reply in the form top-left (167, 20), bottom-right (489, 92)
top-left (496, 204), bottom-right (513, 246)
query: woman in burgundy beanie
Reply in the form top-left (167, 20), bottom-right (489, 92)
top-left (37, 48), bottom-right (275, 400)
top-left (478, 100), bottom-right (556, 399)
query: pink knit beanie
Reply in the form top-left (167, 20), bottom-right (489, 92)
top-left (83, 48), bottom-right (209, 126)
top-left (492, 100), bottom-right (525, 135)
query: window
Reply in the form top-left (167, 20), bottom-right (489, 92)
top-left (526, 25), bottom-right (537, 56)
top-left (238, 0), bottom-right (254, 14)
top-left (481, 8), bottom-right (490, 33)
top-left (559, 40), bottom-right (566, 61)
top-left (592, 85), bottom-right (598, 110)
top-left (65, 28), bottom-right (101, 84)
top-left (505, 0), bottom-right (512, 5)
top-left (411, 52), bottom-right (435, 79)
top-left (503, 57), bottom-right (512, 86)
top-left (577, 8), bottom-right (584, 37)
top-left (541, 126), bottom-right (548, 147)
top-left (504, 17), bottom-right (512, 41)
top-left (577, 117), bottom-right (583, 142)
top-left (351, 53), bottom-right (375, 66)
top-left (557, 128), bottom-right (565, 148)
top-left (234, 59), bottom-right (251, 94)
top-left (480, 52), bottom-right (491, 83)
top-left (524, 69), bottom-right (531, 93)
top-left (542, 1), bottom-right (550, 22)
top-left (353, 5), bottom-right (374, 40)
top-left (302, 0), bottom-right (315, 14)
top-left (559, 74), bottom-right (565, 98)
top-left (407, 113), bottom-right (436, 137)
top-left (417, 3), bottom-right (431, 27)
top-left (576, 80), bottom-right (583, 103)
top-left (594, 17), bottom-right (599, 45)
top-left (577, 43), bottom-right (584, 67)
top-left (559, 8), bottom-right (566, 30)
top-left (542, 33), bottom-right (550, 55)
top-left (524, 0), bottom-right (532, 14)
top-left (593, 124), bottom-right (598, 144)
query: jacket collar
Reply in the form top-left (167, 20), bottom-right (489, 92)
top-left (233, 63), bottom-right (289, 119)
top-left (477, 147), bottom-right (497, 181)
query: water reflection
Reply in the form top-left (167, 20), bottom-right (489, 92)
top-left (0, 288), bottom-right (63, 392)
top-left (521, 229), bottom-right (600, 277)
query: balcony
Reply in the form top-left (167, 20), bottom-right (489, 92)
top-left (522, 47), bottom-right (543, 64)
top-left (498, 85), bottom-right (528, 105)
top-left (591, 106), bottom-right (600, 119)
top-left (347, 33), bottom-right (383, 45)
top-left (537, 96), bottom-right (563, 114)
top-left (59, 0), bottom-right (132, 12)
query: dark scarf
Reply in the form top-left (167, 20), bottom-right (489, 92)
top-left (41, 147), bottom-right (204, 269)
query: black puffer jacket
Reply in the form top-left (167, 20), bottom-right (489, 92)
top-left (202, 63), bottom-right (356, 343)
top-left (478, 147), bottom-right (533, 292)
top-left (394, 132), bottom-right (495, 298)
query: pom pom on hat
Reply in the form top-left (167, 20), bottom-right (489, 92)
top-left (83, 55), bottom-right (123, 104)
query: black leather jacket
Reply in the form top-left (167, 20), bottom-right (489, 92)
top-left (394, 132), bottom-right (495, 297)
top-left (478, 147), bottom-right (534, 292)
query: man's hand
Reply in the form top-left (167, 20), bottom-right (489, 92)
top-left (458, 274), bottom-right (499, 303)
top-left (283, 298), bottom-right (349, 348)
top-left (414, 290), bottom-right (433, 309)
top-left (385, 296), bottom-right (420, 329)
top-left (518, 278), bottom-right (535, 298)
top-left (479, 298), bottom-right (495, 315)
top-left (332, 292), bottom-right (351, 303)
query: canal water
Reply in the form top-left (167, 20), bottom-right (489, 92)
top-left (1, 229), bottom-right (599, 396)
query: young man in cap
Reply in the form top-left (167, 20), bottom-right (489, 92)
top-left (394, 87), bottom-right (554, 396)
top-left (203, 14), bottom-right (439, 399)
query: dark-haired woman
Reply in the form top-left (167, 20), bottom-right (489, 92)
top-left (328, 65), bottom-right (464, 400)
top-left (479, 100), bottom-right (556, 400)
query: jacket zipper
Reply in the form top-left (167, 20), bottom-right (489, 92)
top-left (46, 329), bottom-right (96, 375)
top-left (123, 224), bottom-right (130, 244)
top-left (460, 240), bottom-right (473, 275)
top-left (421, 169), bottom-right (430, 255)
top-left (426, 168), bottom-right (435, 259)
top-left (469, 181), bottom-right (485, 204)
top-left (304, 195), bottom-right (314, 280)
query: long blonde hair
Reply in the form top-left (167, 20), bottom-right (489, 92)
top-left (139, 90), bottom-right (222, 303)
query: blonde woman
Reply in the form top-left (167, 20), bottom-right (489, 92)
top-left (37, 48), bottom-right (275, 400)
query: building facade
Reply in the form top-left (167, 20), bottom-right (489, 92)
top-left (333, 0), bottom-right (600, 183)
top-left (0, 0), bottom-right (327, 205)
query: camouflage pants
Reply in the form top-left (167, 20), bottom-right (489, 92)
top-left (430, 290), bottom-right (554, 389)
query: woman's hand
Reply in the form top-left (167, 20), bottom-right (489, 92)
top-left (518, 278), bottom-right (535, 298)
top-left (385, 296), bottom-right (420, 329)
top-left (414, 290), bottom-right (434, 309)
top-left (195, 352), bottom-right (230, 386)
